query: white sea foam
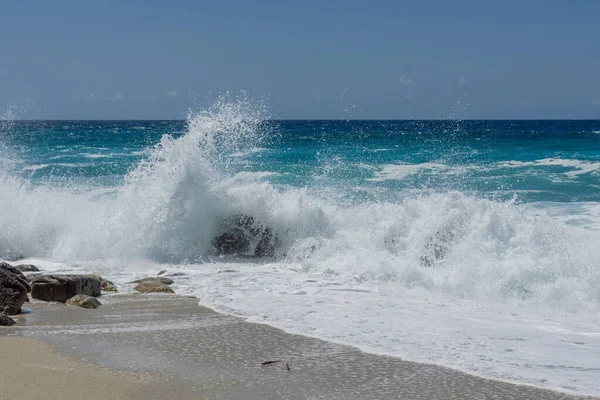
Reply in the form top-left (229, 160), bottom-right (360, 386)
top-left (1, 96), bottom-right (599, 394)
top-left (227, 147), bottom-right (268, 158)
top-left (82, 153), bottom-right (113, 159)
top-left (498, 158), bottom-right (600, 178)
top-left (22, 164), bottom-right (50, 172)
top-left (368, 162), bottom-right (448, 181)
top-left (229, 171), bottom-right (277, 181)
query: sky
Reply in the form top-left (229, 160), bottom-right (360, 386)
top-left (1, 0), bottom-right (599, 120)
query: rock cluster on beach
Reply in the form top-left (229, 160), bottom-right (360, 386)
top-left (0, 257), bottom-right (189, 326)
top-left (29, 274), bottom-right (102, 303)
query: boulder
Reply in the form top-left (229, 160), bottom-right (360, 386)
top-left (255, 227), bottom-right (280, 257)
top-left (100, 279), bottom-right (117, 292)
top-left (420, 230), bottom-right (455, 267)
top-left (133, 281), bottom-right (175, 294)
top-left (0, 312), bottom-right (15, 326)
top-left (166, 272), bottom-right (186, 277)
top-left (157, 270), bottom-right (167, 276)
top-left (212, 227), bottom-right (250, 255)
top-left (66, 294), bottom-right (102, 309)
top-left (127, 277), bottom-right (174, 285)
top-left (29, 275), bottom-right (101, 303)
top-left (0, 262), bottom-right (30, 315)
top-left (90, 275), bottom-right (118, 293)
top-left (15, 264), bottom-right (40, 272)
top-left (212, 214), bottom-right (281, 257)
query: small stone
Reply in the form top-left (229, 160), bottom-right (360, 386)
top-left (157, 270), bottom-right (167, 276)
top-left (89, 275), bottom-right (118, 292)
top-left (133, 281), bottom-right (175, 294)
top-left (128, 277), bottom-right (174, 285)
top-left (0, 313), bottom-right (15, 326)
top-left (66, 294), bottom-right (102, 309)
top-left (14, 264), bottom-right (40, 272)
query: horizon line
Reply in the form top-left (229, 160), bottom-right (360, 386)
top-left (4, 118), bottom-right (600, 122)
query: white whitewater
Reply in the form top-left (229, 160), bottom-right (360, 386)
top-left (1, 98), bottom-right (599, 395)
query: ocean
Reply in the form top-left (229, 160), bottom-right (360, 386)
top-left (1, 101), bottom-right (600, 395)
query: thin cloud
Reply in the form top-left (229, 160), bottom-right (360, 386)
top-left (84, 92), bottom-right (125, 101)
top-left (166, 90), bottom-right (178, 98)
top-left (593, 100), bottom-right (600, 105)
top-left (132, 94), bottom-right (152, 101)
top-left (457, 75), bottom-right (467, 85)
top-left (398, 76), bottom-right (414, 98)
top-left (107, 93), bottom-right (125, 101)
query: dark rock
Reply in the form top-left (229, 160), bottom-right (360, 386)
top-left (420, 230), bottom-right (455, 267)
top-left (157, 270), bottom-right (167, 276)
top-left (255, 227), bottom-right (280, 257)
top-left (166, 272), bottom-right (186, 277)
top-left (212, 214), bottom-right (281, 257)
top-left (0, 262), bottom-right (30, 315)
top-left (0, 312), bottom-right (15, 326)
top-left (66, 294), bottom-right (102, 309)
top-left (133, 281), bottom-right (175, 294)
top-left (212, 227), bottom-right (251, 255)
top-left (127, 277), bottom-right (174, 285)
top-left (15, 264), bottom-right (40, 272)
top-left (29, 275), bottom-right (101, 303)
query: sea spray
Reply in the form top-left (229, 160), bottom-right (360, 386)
top-left (1, 106), bottom-right (600, 393)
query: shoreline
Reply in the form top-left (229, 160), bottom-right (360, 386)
top-left (2, 293), bottom-right (595, 399)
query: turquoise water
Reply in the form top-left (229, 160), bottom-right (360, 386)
top-left (6, 120), bottom-right (600, 203)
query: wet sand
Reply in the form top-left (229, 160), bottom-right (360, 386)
top-left (1, 294), bottom-right (592, 399)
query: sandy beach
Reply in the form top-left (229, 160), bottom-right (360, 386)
top-left (1, 294), bottom-right (592, 400)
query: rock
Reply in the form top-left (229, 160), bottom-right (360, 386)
top-left (89, 275), bottom-right (118, 292)
top-left (212, 214), bottom-right (281, 257)
top-left (212, 227), bottom-right (250, 255)
top-left (166, 272), bottom-right (186, 277)
top-left (66, 294), bottom-right (102, 309)
top-left (157, 270), bottom-right (167, 276)
top-left (100, 279), bottom-right (117, 292)
top-left (255, 227), bottom-right (280, 257)
top-left (0, 312), bottom-right (15, 326)
top-left (0, 262), bottom-right (30, 315)
top-left (127, 277), bottom-right (174, 285)
top-left (15, 264), bottom-right (40, 272)
top-left (29, 275), bottom-right (101, 303)
top-left (133, 281), bottom-right (175, 294)
top-left (420, 230), bottom-right (455, 267)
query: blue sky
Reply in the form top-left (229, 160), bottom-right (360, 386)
top-left (1, 0), bottom-right (599, 119)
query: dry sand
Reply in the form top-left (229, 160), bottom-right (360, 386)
top-left (1, 294), bottom-right (594, 400)
top-left (0, 336), bottom-right (151, 400)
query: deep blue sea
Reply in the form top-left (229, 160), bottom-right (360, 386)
top-left (1, 108), bottom-right (600, 394)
